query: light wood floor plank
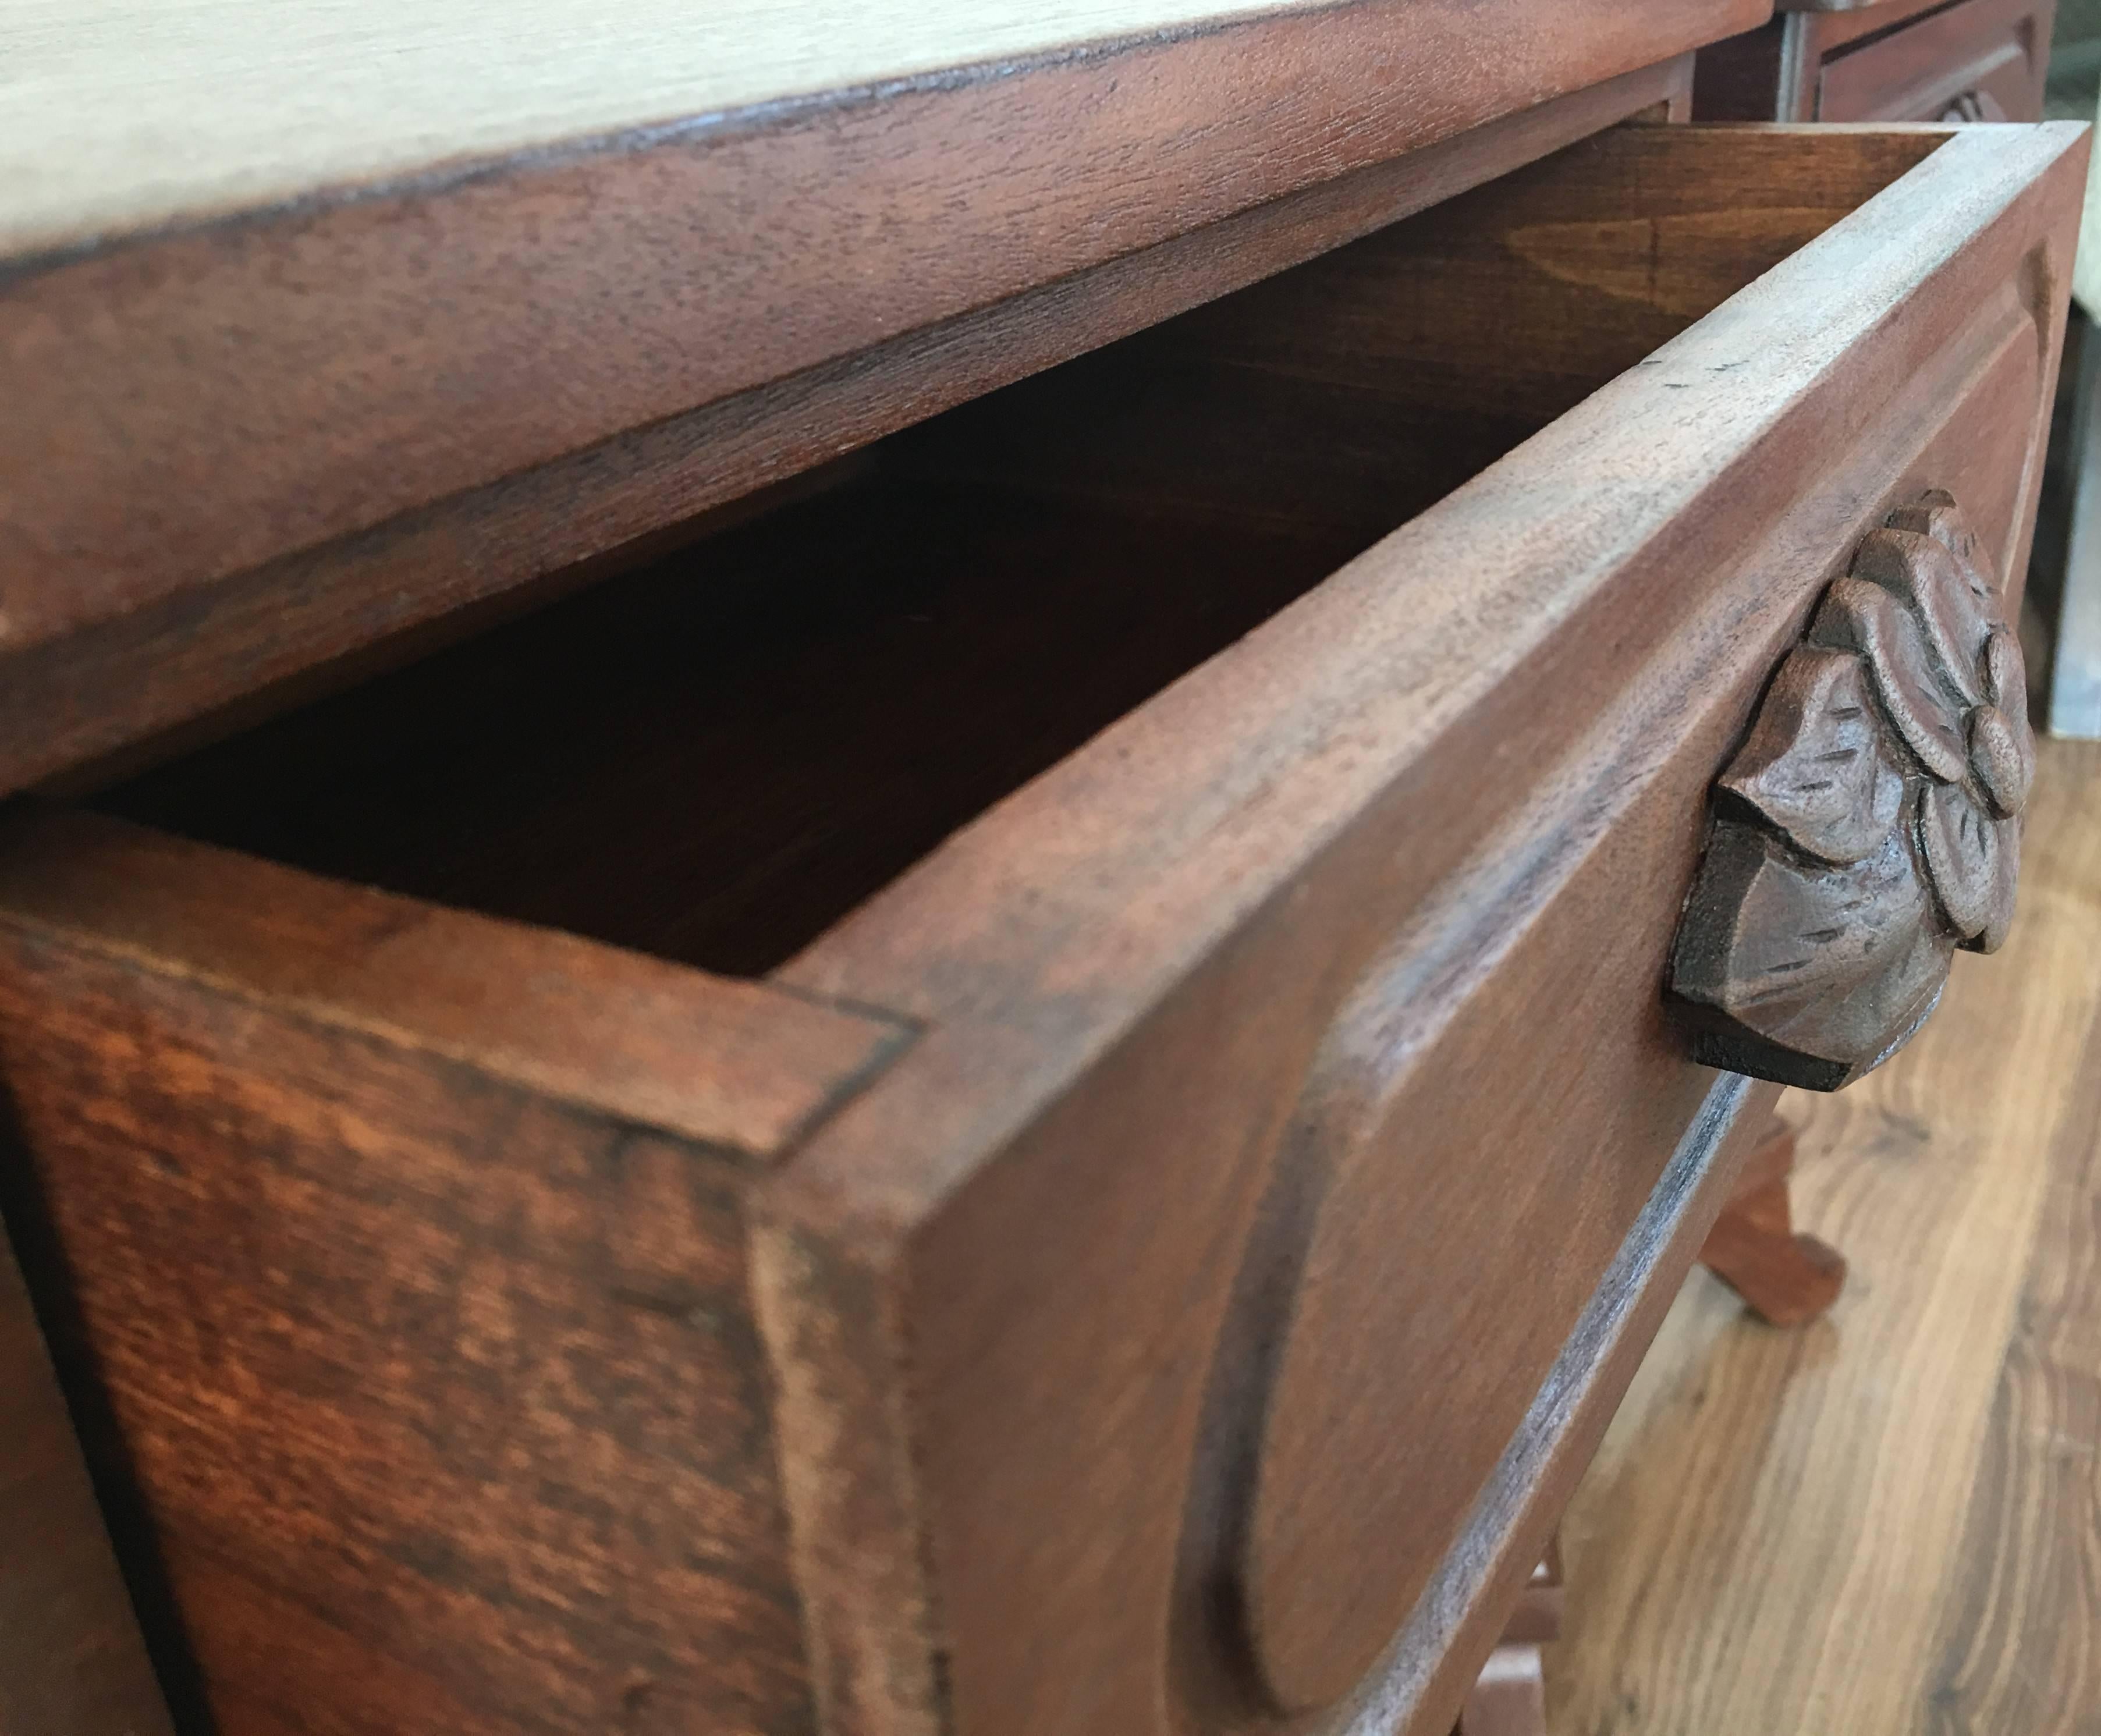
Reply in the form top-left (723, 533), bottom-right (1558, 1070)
top-left (1926, 978), bottom-right (2101, 1729)
top-left (1549, 737), bottom-right (2101, 1736)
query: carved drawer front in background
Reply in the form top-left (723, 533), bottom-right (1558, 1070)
top-left (1671, 491), bottom-right (2033, 1089)
top-left (1692, 0), bottom-right (2055, 125)
top-left (0, 125), bottom-right (2081, 1736)
top-left (1815, 0), bottom-right (2054, 124)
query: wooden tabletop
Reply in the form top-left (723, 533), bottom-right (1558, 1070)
top-left (2, 0), bottom-right (1765, 796)
top-left (7, 0), bottom-right (1335, 262)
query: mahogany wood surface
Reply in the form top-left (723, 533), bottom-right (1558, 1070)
top-left (0, 122), bottom-right (2084, 1736)
top-left (1806, 0), bottom-right (2014, 53)
top-left (90, 470), bottom-right (1393, 977)
top-left (0, 1216), bottom-right (173, 1736)
top-left (88, 130), bottom-right (1950, 977)
top-left (1695, 0), bottom-right (2055, 122)
top-left (1698, 1121), bottom-right (1852, 1325)
top-left (0, 0), bottom-right (1478, 250)
top-left (0, 812), bottom-right (909, 1736)
top-left (90, 127), bottom-right (1935, 978)
top-left (9, 57), bottom-right (1698, 804)
top-left (758, 123), bottom-right (2083, 1736)
top-left (0, 0), bottom-right (1761, 796)
top-left (1817, 0), bottom-right (2054, 121)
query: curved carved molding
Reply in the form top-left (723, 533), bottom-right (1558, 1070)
top-left (1938, 90), bottom-right (2010, 124)
top-left (1669, 491), bottom-right (2032, 1091)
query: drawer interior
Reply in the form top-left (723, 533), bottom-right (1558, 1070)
top-left (88, 125), bottom-right (1943, 978)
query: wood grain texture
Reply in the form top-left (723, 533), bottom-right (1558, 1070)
top-left (97, 109), bottom-right (1884, 986)
top-left (754, 123), bottom-right (2085, 1736)
top-left (1697, 0), bottom-right (2056, 123)
top-left (0, 54), bottom-right (1697, 801)
top-left (1549, 736), bottom-right (2101, 1735)
top-left (88, 473), bottom-right (1398, 978)
top-left (0, 811), bottom-right (910, 1736)
top-left (1805, 0), bottom-right (1989, 52)
top-left (1930, 997), bottom-right (2101, 1733)
top-left (898, 126), bottom-right (1951, 520)
top-left (0, 1217), bottom-right (173, 1736)
top-left (3, 120), bottom-right (2082, 1736)
top-left (0, 811), bottom-right (908, 1152)
top-left (1668, 491), bottom-right (2035, 1089)
top-left (5, 0), bottom-right (1331, 253)
top-left (0, 0), bottom-right (1759, 718)
top-left (1816, 0), bottom-right (2055, 122)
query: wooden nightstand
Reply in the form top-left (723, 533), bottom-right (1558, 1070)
top-left (0, 6), bottom-right (2085, 1734)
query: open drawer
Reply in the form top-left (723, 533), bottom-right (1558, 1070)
top-left (0, 123), bottom-right (2083, 1736)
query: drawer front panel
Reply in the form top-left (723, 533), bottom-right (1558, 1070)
top-left (759, 124), bottom-right (2085, 1736)
top-left (1818, 0), bottom-right (2054, 120)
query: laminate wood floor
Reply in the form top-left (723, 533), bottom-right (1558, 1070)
top-left (1549, 735), bottom-right (2101, 1736)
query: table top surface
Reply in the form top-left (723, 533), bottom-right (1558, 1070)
top-left (4, 0), bottom-right (1322, 261)
top-left (1, 0), bottom-right (1770, 802)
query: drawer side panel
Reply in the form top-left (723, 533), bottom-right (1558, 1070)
top-left (0, 886), bottom-right (830, 1736)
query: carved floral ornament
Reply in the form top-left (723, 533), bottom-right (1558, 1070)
top-left (1669, 492), bottom-right (2033, 1092)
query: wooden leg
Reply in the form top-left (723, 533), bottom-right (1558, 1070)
top-left (1698, 1118), bottom-right (1847, 1328)
top-left (1456, 1540), bottom-right (1562, 1736)
top-left (1458, 1646), bottom-right (1546, 1736)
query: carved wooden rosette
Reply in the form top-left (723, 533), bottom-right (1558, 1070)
top-left (1669, 492), bottom-right (2032, 1091)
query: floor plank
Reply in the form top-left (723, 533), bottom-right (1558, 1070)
top-left (1549, 737), bottom-right (2101, 1736)
top-left (1928, 1003), bottom-right (2101, 1728)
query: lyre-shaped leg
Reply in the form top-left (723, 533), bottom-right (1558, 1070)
top-left (1699, 1118), bottom-right (1847, 1328)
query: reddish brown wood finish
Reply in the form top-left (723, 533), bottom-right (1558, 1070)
top-left (1695, 0), bottom-right (2055, 123)
top-left (0, 2), bottom-right (1755, 797)
top-left (0, 813), bottom-right (907, 1736)
top-left (1699, 1121), bottom-right (1852, 1326)
top-left (0, 1219), bottom-right (173, 1736)
top-left (1818, 0), bottom-right (2054, 122)
top-left (0, 122), bottom-right (2082, 1736)
top-left (16, 58), bottom-right (1695, 806)
top-left (1806, 0), bottom-right (2005, 52)
top-left (758, 124), bottom-right (2083, 1736)
top-left (86, 136), bottom-right (1938, 978)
